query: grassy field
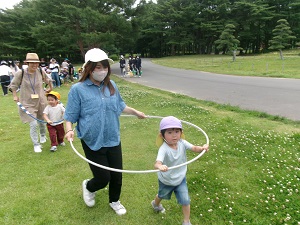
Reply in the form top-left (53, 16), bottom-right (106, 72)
top-left (152, 49), bottom-right (300, 79)
top-left (1, 73), bottom-right (299, 225)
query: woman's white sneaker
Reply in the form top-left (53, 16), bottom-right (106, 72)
top-left (34, 145), bottom-right (42, 153)
top-left (82, 179), bottom-right (95, 207)
top-left (40, 136), bottom-right (47, 144)
top-left (109, 201), bottom-right (127, 215)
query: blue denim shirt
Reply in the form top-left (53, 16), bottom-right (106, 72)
top-left (64, 78), bottom-right (126, 150)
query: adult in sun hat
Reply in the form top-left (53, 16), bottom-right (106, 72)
top-left (64, 48), bottom-right (147, 215)
top-left (10, 53), bottom-right (53, 153)
top-left (151, 116), bottom-right (209, 225)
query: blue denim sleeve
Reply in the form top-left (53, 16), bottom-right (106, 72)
top-left (64, 84), bottom-right (81, 123)
top-left (111, 80), bottom-right (126, 114)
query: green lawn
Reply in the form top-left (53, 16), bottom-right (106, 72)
top-left (0, 62), bottom-right (299, 225)
top-left (152, 49), bottom-right (300, 79)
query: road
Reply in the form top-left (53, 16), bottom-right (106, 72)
top-left (111, 58), bottom-right (300, 121)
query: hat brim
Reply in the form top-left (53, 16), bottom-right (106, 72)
top-left (45, 92), bottom-right (60, 100)
top-left (88, 58), bottom-right (114, 64)
top-left (155, 133), bottom-right (186, 147)
top-left (24, 60), bottom-right (41, 63)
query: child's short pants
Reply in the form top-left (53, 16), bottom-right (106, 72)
top-left (158, 177), bottom-right (190, 205)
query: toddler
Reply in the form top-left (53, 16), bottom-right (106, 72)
top-left (151, 116), bottom-right (209, 225)
top-left (43, 91), bottom-right (65, 152)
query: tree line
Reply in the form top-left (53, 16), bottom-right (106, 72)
top-left (0, 0), bottom-right (299, 62)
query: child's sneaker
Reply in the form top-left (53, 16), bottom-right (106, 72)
top-left (109, 201), bottom-right (127, 215)
top-left (50, 146), bottom-right (57, 152)
top-left (59, 142), bottom-right (66, 146)
top-left (82, 179), bottom-right (95, 207)
top-left (34, 145), bottom-right (42, 153)
top-left (151, 200), bottom-right (165, 213)
top-left (182, 221), bottom-right (192, 225)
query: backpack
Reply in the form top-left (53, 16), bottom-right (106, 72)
top-left (9, 67), bottom-right (44, 92)
top-left (20, 67), bottom-right (43, 85)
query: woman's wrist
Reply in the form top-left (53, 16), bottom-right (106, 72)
top-left (66, 129), bottom-right (73, 134)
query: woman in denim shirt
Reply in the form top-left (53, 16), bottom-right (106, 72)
top-left (64, 48), bottom-right (146, 215)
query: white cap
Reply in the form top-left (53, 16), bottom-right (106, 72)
top-left (85, 48), bottom-right (114, 64)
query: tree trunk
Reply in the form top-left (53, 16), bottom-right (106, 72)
top-left (232, 50), bottom-right (237, 61)
top-left (279, 49), bottom-right (284, 60)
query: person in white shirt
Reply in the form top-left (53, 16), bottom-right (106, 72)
top-left (49, 58), bottom-right (60, 88)
top-left (0, 60), bottom-right (12, 96)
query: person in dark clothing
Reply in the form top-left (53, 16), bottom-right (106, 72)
top-left (131, 56), bottom-right (137, 75)
top-left (128, 56), bottom-right (133, 71)
top-left (119, 55), bottom-right (126, 76)
top-left (40, 58), bottom-right (48, 71)
top-left (68, 62), bottom-right (74, 83)
top-left (136, 56), bottom-right (142, 77)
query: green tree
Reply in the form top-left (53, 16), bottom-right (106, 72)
top-left (0, 0), bottom-right (136, 61)
top-left (231, 0), bottom-right (274, 54)
top-left (31, 0), bottom-right (134, 60)
top-left (1, 0), bottom-right (300, 59)
top-left (0, 0), bottom-right (38, 60)
top-left (215, 24), bottom-right (240, 61)
top-left (269, 19), bottom-right (296, 60)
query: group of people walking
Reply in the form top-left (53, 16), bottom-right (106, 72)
top-left (119, 55), bottom-right (142, 77)
top-left (0, 60), bottom-right (21, 96)
top-left (40, 57), bottom-right (75, 88)
top-left (5, 49), bottom-right (208, 225)
top-left (0, 56), bottom-right (75, 96)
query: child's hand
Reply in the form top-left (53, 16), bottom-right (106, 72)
top-left (47, 120), bottom-right (53, 124)
top-left (202, 144), bottom-right (209, 152)
top-left (159, 165), bottom-right (168, 172)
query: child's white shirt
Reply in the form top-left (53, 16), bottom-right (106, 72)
top-left (43, 104), bottom-right (65, 126)
top-left (156, 139), bottom-right (193, 186)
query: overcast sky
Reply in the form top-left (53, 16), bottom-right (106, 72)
top-left (0, 0), bottom-right (22, 10)
top-left (0, 0), bottom-right (157, 10)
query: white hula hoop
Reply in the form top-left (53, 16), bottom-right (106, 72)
top-left (70, 115), bottom-right (209, 174)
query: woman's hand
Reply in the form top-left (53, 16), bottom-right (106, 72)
top-left (136, 110), bottom-right (147, 119)
top-left (65, 129), bottom-right (74, 142)
top-left (13, 95), bottom-right (19, 102)
top-left (123, 106), bottom-right (147, 119)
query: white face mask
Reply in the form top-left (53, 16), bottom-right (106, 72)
top-left (92, 70), bottom-right (107, 82)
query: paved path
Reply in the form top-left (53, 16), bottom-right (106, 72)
top-left (111, 58), bottom-right (300, 121)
